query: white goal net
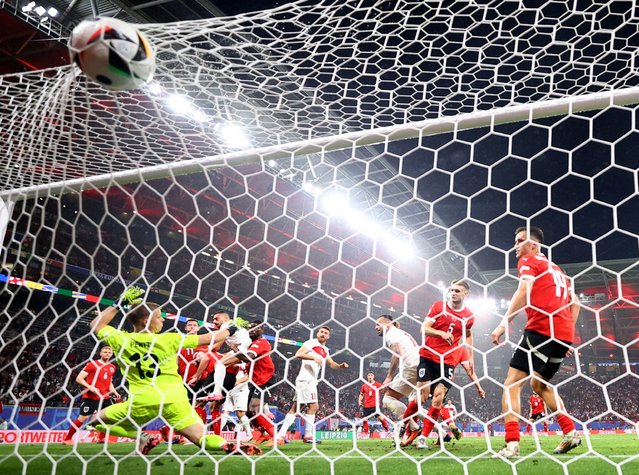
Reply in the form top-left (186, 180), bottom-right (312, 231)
top-left (0, 0), bottom-right (638, 473)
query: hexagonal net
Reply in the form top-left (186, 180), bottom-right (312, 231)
top-left (1, 0), bottom-right (638, 473)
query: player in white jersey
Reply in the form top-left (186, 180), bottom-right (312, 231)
top-left (276, 326), bottom-right (349, 444)
top-left (208, 311), bottom-right (253, 401)
top-left (374, 315), bottom-right (420, 426)
top-left (227, 364), bottom-right (253, 442)
top-left (444, 399), bottom-right (457, 419)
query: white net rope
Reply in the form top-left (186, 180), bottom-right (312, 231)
top-left (3, 0), bottom-right (639, 189)
top-left (1, 0), bottom-right (638, 473)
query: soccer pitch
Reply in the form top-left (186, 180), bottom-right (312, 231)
top-left (1, 435), bottom-right (637, 475)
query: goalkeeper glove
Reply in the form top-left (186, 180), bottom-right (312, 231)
top-left (120, 286), bottom-right (145, 309)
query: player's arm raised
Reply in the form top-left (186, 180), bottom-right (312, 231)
top-left (90, 306), bottom-right (119, 335)
top-left (490, 278), bottom-right (533, 345)
top-left (91, 286), bottom-right (145, 335)
top-left (196, 327), bottom-right (235, 349)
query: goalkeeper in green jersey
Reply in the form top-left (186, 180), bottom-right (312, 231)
top-left (88, 286), bottom-right (262, 456)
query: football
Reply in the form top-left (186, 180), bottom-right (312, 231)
top-left (68, 17), bottom-right (155, 91)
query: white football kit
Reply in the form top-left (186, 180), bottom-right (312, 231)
top-left (384, 325), bottom-right (420, 397)
top-left (295, 338), bottom-right (329, 404)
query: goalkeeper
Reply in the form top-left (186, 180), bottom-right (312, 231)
top-left (88, 286), bottom-right (261, 456)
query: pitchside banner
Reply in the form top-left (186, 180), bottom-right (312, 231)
top-left (0, 430), bottom-right (251, 444)
top-left (0, 429), bottom-right (634, 444)
top-left (0, 431), bottom-right (93, 444)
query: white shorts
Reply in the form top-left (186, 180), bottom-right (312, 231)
top-left (295, 380), bottom-right (318, 405)
top-left (228, 385), bottom-right (250, 412)
top-left (388, 365), bottom-right (418, 398)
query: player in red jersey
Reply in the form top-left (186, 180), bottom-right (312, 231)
top-left (179, 319), bottom-right (213, 389)
top-left (242, 321), bottom-right (277, 445)
top-left (401, 279), bottom-right (475, 449)
top-left (491, 226), bottom-right (581, 458)
top-left (358, 372), bottom-right (390, 435)
top-left (527, 392), bottom-right (548, 434)
top-left (64, 346), bottom-right (120, 445)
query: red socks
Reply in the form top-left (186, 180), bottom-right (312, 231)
top-left (403, 400), bottom-right (418, 421)
top-left (363, 420), bottom-right (369, 434)
top-left (505, 420), bottom-right (520, 442)
top-left (440, 406), bottom-right (451, 423)
top-left (211, 409), bottom-right (222, 435)
top-left (64, 418), bottom-right (81, 441)
top-left (254, 414), bottom-right (274, 437)
top-left (557, 414), bottom-right (575, 434)
top-left (195, 407), bottom-right (207, 424)
top-left (381, 418), bottom-right (389, 431)
top-left (420, 406), bottom-right (441, 437)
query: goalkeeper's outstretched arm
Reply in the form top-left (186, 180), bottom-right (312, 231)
top-left (91, 306), bottom-right (119, 335)
top-left (91, 286), bottom-right (146, 334)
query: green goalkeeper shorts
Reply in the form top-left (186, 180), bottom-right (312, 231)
top-left (104, 397), bottom-right (202, 431)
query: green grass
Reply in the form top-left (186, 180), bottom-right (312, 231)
top-left (0, 435), bottom-right (637, 475)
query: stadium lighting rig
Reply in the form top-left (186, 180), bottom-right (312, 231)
top-left (21, 1), bottom-right (58, 20)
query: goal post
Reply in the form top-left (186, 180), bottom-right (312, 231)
top-left (3, 85), bottom-right (639, 201)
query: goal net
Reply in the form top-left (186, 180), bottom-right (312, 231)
top-left (1, 0), bottom-right (638, 472)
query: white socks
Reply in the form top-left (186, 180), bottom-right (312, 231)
top-left (239, 415), bottom-right (252, 437)
top-left (303, 414), bottom-right (315, 438)
top-left (212, 363), bottom-right (226, 396)
top-left (277, 413), bottom-right (296, 438)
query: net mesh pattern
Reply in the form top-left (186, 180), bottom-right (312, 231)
top-left (2, 0), bottom-right (639, 188)
top-left (0, 0), bottom-right (638, 472)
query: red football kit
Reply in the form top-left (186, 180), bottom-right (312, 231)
top-left (360, 381), bottom-right (382, 409)
top-left (530, 394), bottom-right (545, 415)
top-left (453, 346), bottom-right (470, 366)
top-left (177, 347), bottom-right (199, 382)
top-left (199, 346), bottom-right (223, 380)
top-left (247, 337), bottom-right (275, 386)
top-left (81, 360), bottom-right (116, 400)
top-left (518, 253), bottom-right (574, 343)
top-left (420, 300), bottom-right (475, 365)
